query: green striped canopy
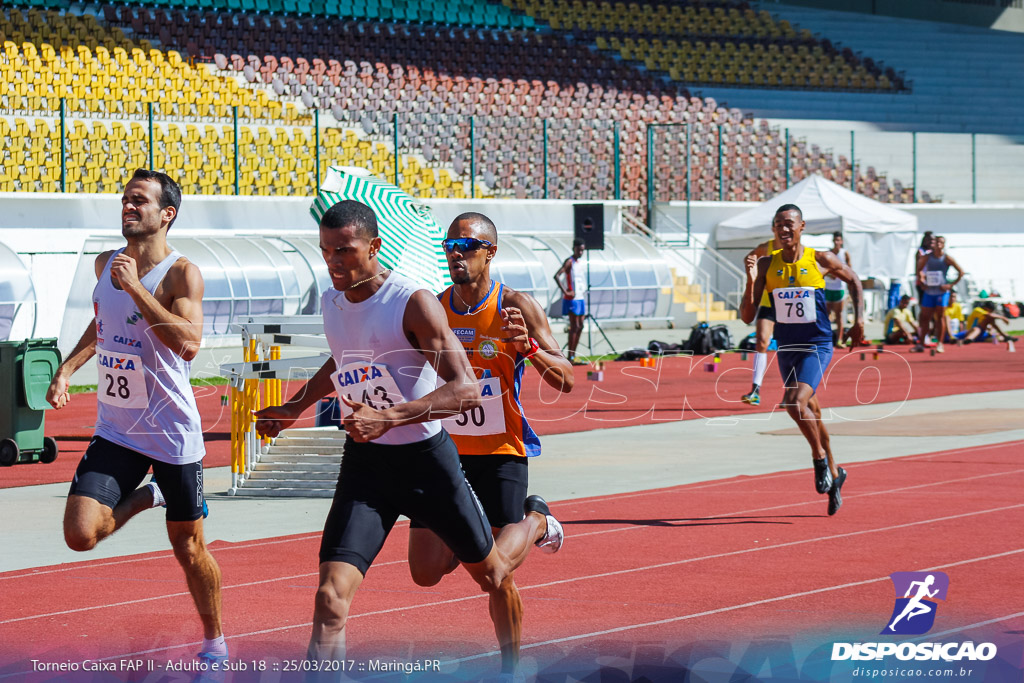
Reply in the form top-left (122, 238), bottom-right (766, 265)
top-left (310, 167), bottom-right (451, 293)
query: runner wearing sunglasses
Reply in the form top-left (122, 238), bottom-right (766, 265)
top-left (408, 212), bottom-right (575, 680)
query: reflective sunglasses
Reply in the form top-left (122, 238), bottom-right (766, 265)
top-left (442, 237), bottom-right (493, 253)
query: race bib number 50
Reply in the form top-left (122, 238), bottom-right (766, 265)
top-left (773, 287), bottom-right (817, 324)
top-left (96, 348), bottom-right (149, 409)
top-left (332, 362), bottom-right (407, 415)
top-left (443, 376), bottom-right (506, 436)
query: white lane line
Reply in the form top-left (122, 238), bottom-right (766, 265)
top-left (450, 548), bottom-right (1024, 664)
top-left (12, 507), bottom-right (1018, 669)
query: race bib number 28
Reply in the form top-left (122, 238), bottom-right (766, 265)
top-left (96, 349), bottom-right (149, 409)
top-left (332, 362), bottom-right (407, 415)
top-left (773, 287), bottom-right (817, 324)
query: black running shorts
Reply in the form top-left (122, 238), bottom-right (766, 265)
top-left (319, 430), bottom-right (494, 574)
top-left (68, 436), bottom-right (206, 522)
top-left (758, 305), bottom-right (776, 323)
top-left (410, 453), bottom-right (528, 530)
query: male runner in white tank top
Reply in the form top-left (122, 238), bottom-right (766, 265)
top-left (254, 201), bottom-right (556, 680)
top-left (825, 231), bottom-right (853, 348)
top-left (46, 170), bottom-right (227, 665)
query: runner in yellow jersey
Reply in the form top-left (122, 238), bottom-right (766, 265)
top-left (408, 212), bottom-right (575, 680)
top-left (741, 204), bottom-right (864, 516)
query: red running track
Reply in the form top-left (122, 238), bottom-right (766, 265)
top-left (1, 440), bottom-right (1022, 682)
top-left (4, 343), bottom-right (1023, 489)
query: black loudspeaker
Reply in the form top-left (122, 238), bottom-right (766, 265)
top-left (573, 203), bottom-right (605, 250)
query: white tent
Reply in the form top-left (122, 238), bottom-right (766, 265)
top-left (715, 175), bottom-right (918, 282)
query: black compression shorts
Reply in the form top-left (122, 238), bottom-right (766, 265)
top-left (68, 436), bottom-right (206, 522)
top-left (319, 430), bottom-right (494, 574)
top-left (410, 453), bottom-right (528, 530)
top-left (758, 305), bottom-right (776, 323)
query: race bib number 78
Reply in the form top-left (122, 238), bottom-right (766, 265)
top-left (773, 287), bottom-right (818, 324)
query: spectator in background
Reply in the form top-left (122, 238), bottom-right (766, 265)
top-left (914, 231), bottom-right (934, 308)
top-left (957, 301), bottom-right (1016, 344)
top-left (824, 231), bottom-right (852, 347)
top-left (884, 295), bottom-right (919, 344)
top-left (554, 238), bottom-right (587, 364)
top-left (913, 236), bottom-right (962, 354)
top-left (945, 291), bottom-right (965, 340)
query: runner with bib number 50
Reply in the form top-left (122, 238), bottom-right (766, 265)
top-left (741, 204), bottom-right (864, 517)
top-left (408, 211), bottom-right (575, 679)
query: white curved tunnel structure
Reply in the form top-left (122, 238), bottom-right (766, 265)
top-left (56, 233), bottom-right (674, 355)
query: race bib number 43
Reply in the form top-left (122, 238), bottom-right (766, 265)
top-left (332, 362), bottom-right (407, 415)
top-left (96, 348), bottom-right (149, 409)
top-left (773, 287), bottom-right (818, 324)
top-left (443, 376), bottom-right (506, 436)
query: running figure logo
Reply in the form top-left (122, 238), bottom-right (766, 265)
top-left (882, 571), bottom-right (949, 635)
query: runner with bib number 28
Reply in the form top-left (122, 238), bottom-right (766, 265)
top-left (408, 212), bottom-right (574, 681)
top-left (741, 204), bottom-right (864, 516)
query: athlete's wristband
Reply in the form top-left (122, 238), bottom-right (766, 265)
top-left (523, 337), bottom-right (540, 358)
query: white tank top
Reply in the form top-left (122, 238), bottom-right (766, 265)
top-left (321, 272), bottom-right (441, 445)
top-left (825, 248), bottom-right (847, 290)
top-left (569, 257), bottom-right (586, 301)
top-left (93, 248), bottom-right (205, 464)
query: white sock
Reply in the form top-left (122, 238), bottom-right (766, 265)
top-left (201, 635), bottom-right (227, 656)
top-left (146, 482), bottom-right (165, 508)
top-left (752, 352), bottom-right (768, 388)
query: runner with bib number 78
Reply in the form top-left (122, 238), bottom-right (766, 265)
top-left (741, 204), bottom-right (864, 516)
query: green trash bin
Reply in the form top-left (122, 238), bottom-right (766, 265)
top-left (0, 338), bottom-right (61, 467)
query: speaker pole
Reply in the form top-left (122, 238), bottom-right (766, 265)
top-left (586, 248), bottom-right (592, 356)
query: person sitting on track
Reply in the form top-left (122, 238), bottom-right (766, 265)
top-left (884, 295), bottom-right (920, 345)
top-left (407, 211), bottom-right (573, 680)
top-left (944, 291), bottom-right (966, 342)
top-left (957, 301), bottom-right (1017, 344)
top-left (253, 201), bottom-right (559, 680)
top-left (45, 169), bottom-right (227, 665)
top-left (741, 204), bottom-right (864, 516)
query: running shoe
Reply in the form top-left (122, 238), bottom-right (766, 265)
top-left (741, 390), bottom-right (760, 406)
top-left (813, 458), bottom-right (832, 494)
top-left (524, 495), bottom-right (564, 554)
top-left (192, 651), bottom-right (229, 683)
top-left (828, 467), bottom-right (847, 516)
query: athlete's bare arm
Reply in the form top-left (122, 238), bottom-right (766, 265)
top-left (553, 258), bottom-right (572, 297)
top-left (502, 289), bottom-right (574, 393)
top-left (254, 360), bottom-right (336, 439)
top-left (916, 253), bottom-right (929, 285)
top-left (45, 251), bottom-right (119, 409)
top-left (340, 290), bottom-right (482, 442)
top-left (941, 254), bottom-right (964, 290)
top-left (115, 255), bottom-right (204, 361)
top-left (740, 256), bottom-right (772, 324)
top-left (817, 250), bottom-right (864, 347)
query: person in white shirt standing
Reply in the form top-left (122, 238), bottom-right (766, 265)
top-left (46, 169), bottom-right (227, 665)
top-left (554, 238), bottom-right (587, 364)
top-left (824, 231), bottom-right (853, 347)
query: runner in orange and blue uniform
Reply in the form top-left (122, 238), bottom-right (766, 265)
top-left (741, 204), bottom-right (864, 516)
top-left (408, 212), bottom-right (575, 679)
